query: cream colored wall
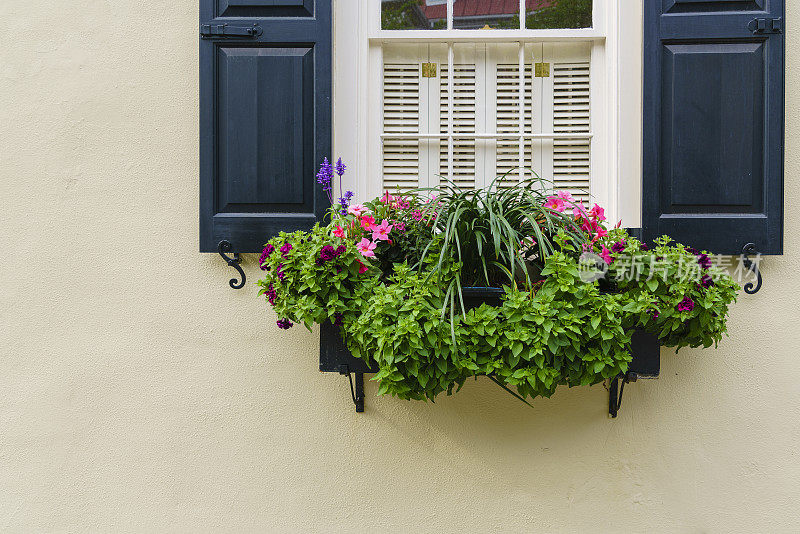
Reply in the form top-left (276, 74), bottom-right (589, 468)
top-left (1, 1), bottom-right (799, 532)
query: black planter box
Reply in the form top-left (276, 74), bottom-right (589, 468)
top-left (320, 287), bottom-right (660, 378)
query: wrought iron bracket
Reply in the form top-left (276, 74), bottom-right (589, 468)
top-left (608, 371), bottom-right (638, 418)
top-left (217, 240), bottom-right (246, 289)
top-left (339, 365), bottom-right (364, 413)
top-left (742, 243), bottom-right (763, 295)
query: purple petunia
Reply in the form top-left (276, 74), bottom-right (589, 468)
top-left (677, 296), bottom-right (695, 312)
top-left (277, 318), bottom-right (294, 330)
top-left (699, 274), bottom-right (714, 289)
top-left (697, 253), bottom-right (711, 270)
top-left (280, 242), bottom-right (293, 257)
top-left (335, 244), bottom-right (346, 256)
top-left (611, 240), bottom-right (626, 253)
top-left (259, 244), bottom-right (275, 270)
top-left (276, 263), bottom-right (286, 281)
top-left (640, 243), bottom-right (649, 251)
top-left (319, 245), bottom-right (337, 262)
top-left (265, 283), bottom-right (278, 306)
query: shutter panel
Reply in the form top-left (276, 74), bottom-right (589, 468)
top-left (551, 61), bottom-right (591, 203)
top-left (199, 0), bottom-right (331, 252)
top-left (495, 63), bottom-right (533, 189)
top-left (382, 62), bottom-right (421, 193)
top-left (642, 0), bottom-right (784, 254)
top-left (439, 63), bottom-right (477, 189)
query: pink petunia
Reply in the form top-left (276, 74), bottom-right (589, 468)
top-left (348, 204), bottom-right (367, 216)
top-left (356, 238), bottom-right (377, 258)
top-left (357, 260), bottom-right (369, 274)
top-left (372, 219), bottom-right (393, 241)
top-left (360, 215), bottom-right (376, 231)
top-left (571, 199), bottom-right (587, 218)
top-left (333, 225), bottom-right (345, 238)
top-left (600, 246), bottom-right (614, 265)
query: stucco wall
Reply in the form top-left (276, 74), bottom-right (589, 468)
top-left (1, 1), bottom-right (799, 532)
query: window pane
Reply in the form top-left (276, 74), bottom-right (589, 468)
top-left (382, 0), bottom-right (447, 30)
top-left (452, 0), bottom-right (521, 30)
top-left (526, 0), bottom-right (593, 29)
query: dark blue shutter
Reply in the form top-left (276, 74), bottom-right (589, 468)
top-left (642, 0), bottom-right (784, 255)
top-left (200, 0), bottom-right (331, 252)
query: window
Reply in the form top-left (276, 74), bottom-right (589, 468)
top-left (333, 0), bottom-right (638, 224)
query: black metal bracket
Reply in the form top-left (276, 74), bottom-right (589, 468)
top-left (217, 240), bottom-right (246, 290)
top-left (339, 365), bottom-right (364, 413)
top-left (742, 243), bottom-right (763, 295)
top-left (608, 371), bottom-right (638, 418)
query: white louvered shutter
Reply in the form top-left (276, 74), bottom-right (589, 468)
top-left (439, 63), bottom-right (477, 189)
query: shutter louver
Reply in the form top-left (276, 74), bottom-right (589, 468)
top-left (552, 61), bottom-right (591, 202)
top-left (382, 63), bottom-right (421, 193)
top-left (642, 0), bottom-right (784, 254)
top-left (439, 64), bottom-right (477, 189)
top-left (199, 0), bottom-right (331, 253)
top-left (495, 64), bottom-right (533, 189)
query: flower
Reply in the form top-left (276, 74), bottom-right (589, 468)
top-left (557, 190), bottom-right (574, 201)
top-left (348, 204), bottom-right (367, 216)
top-left (372, 219), bottom-right (393, 241)
top-left (651, 310), bottom-right (660, 320)
top-left (316, 158), bottom-right (333, 192)
top-left (412, 209), bottom-right (423, 222)
top-left (276, 318), bottom-right (294, 329)
top-left (697, 253), bottom-right (711, 270)
top-left (335, 158), bottom-right (347, 177)
top-left (259, 244), bottom-right (274, 270)
top-left (611, 240), bottom-right (626, 253)
top-left (338, 190), bottom-right (354, 216)
top-left (544, 196), bottom-right (566, 212)
top-left (600, 246), bottom-right (614, 265)
top-left (360, 215), bottom-right (376, 231)
top-left (265, 283), bottom-right (278, 306)
top-left (333, 225), bottom-right (345, 238)
top-left (677, 296), bottom-right (695, 312)
top-left (394, 221), bottom-right (406, 233)
top-left (571, 200), bottom-right (587, 218)
top-left (700, 274), bottom-right (714, 288)
top-left (319, 245), bottom-right (337, 263)
top-left (590, 203), bottom-right (606, 221)
top-left (380, 191), bottom-right (394, 204)
top-left (356, 260), bottom-right (369, 274)
top-left (276, 263), bottom-right (286, 281)
top-left (356, 238), bottom-right (377, 258)
top-left (640, 243), bottom-right (649, 251)
top-left (280, 242), bottom-right (293, 257)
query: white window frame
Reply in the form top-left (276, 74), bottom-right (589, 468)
top-left (333, 0), bottom-right (643, 226)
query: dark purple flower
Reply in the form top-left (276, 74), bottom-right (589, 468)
top-left (335, 158), bottom-right (347, 177)
top-left (277, 318), bottom-right (294, 330)
top-left (280, 242), bottom-right (293, 257)
top-left (611, 240), bottom-right (626, 253)
top-left (677, 296), bottom-right (695, 312)
top-left (650, 309), bottom-right (659, 320)
top-left (640, 243), bottom-right (649, 251)
top-left (316, 158), bottom-right (333, 192)
top-left (699, 274), bottom-right (714, 289)
top-left (265, 283), bottom-right (278, 305)
top-left (319, 245), bottom-right (337, 263)
top-left (276, 263), bottom-right (286, 281)
top-left (259, 244), bottom-right (274, 270)
top-left (685, 246), bottom-right (700, 256)
top-left (697, 253), bottom-right (711, 270)
top-left (335, 244), bottom-right (346, 257)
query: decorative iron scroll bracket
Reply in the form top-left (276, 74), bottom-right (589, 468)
top-left (339, 365), bottom-right (364, 413)
top-left (217, 240), bottom-right (246, 290)
top-left (608, 371), bottom-right (638, 418)
top-left (742, 243), bottom-right (763, 295)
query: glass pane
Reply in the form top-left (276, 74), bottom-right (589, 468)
top-left (382, 0), bottom-right (447, 30)
top-left (526, 0), bottom-right (593, 29)
top-left (453, 0), bottom-right (521, 30)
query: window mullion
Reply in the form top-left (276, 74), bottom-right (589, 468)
top-left (447, 42), bottom-right (454, 185)
top-left (517, 41), bottom-right (525, 182)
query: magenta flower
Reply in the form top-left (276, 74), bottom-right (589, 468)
top-left (372, 219), bottom-right (393, 241)
top-left (276, 263), bottom-right (286, 281)
top-left (600, 245), bottom-right (613, 265)
top-left (412, 210), bottom-right (423, 222)
top-left (335, 244), bottom-right (346, 256)
top-left (677, 296), bottom-right (695, 312)
top-left (276, 318), bottom-right (294, 329)
top-left (699, 274), bottom-right (714, 288)
top-left (280, 242), bottom-right (293, 257)
top-left (319, 245), bottom-right (337, 263)
top-left (356, 238), bottom-right (377, 258)
top-left (544, 196), bottom-right (566, 212)
top-left (259, 244), bottom-right (274, 270)
top-left (590, 204), bottom-right (606, 221)
top-left (333, 225), bottom-right (345, 238)
top-left (611, 240), bottom-right (626, 253)
top-left (697, 253), bottom-right (711, 270)
top-left (640, 243), bottom-right (649, 251)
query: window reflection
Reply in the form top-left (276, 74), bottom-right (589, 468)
top-left (453, 0), bottom-right (521, 29)
top-left (382, 0), bottom-right (447, 30)
top-left (526, 0), bottom-right (592, 29)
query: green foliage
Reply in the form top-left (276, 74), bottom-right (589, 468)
top-left (604, 233), bottom-right (739, 350)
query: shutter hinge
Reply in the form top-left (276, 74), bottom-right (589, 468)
top-left (535, 62), bottom-right (550, 78)
top-left (421, 63), bottom-right (437, 78)
top-left (200, 23), bottom-right (263, 39)
top-left (748, 17), bottom-right (782, 34)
